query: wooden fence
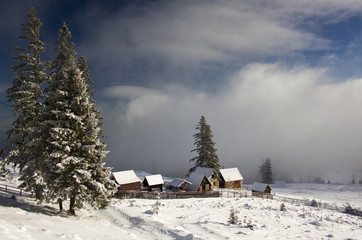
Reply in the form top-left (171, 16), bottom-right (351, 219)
top-left (219, 189), bottom-right (251, 198)
top-left (115, 188), bottom-right (253, 200)
top-left (273, 195), bottom-right (362, 217)
top-left (251, 192), bottom-right (273, 199)
top-left (0, 183), bottom-right (30, 197)
top-left (115, 190), bottom-right (220, 199)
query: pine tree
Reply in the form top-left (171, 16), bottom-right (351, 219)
top-left (6, 7), bottom-right (48, 200)
top-left (187, 115), bottom-right (220, 176)
top-left (259, 158), bottom-right (273, 184)
top-left (77, 56), bottom-right (104, 132)
top-left (41, 23), bottom-right (115, 214)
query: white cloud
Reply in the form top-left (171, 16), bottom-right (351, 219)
top-left (68, 0), bottom-right (362, 179)
top-left (102, 86), bottom-right (169, 123)
top-left (100, 63), bottom-right (362, 179)
top-left (77, 0), bottom-right (362, 94)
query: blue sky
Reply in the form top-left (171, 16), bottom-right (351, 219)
top-left (2, 0), bottom-right (362, 180)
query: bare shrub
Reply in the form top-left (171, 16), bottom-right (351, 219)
top-left (310, 199), bottom-right (318, 207)
top-left (247, 219), bottom-right (254, 230)
top-left (280, 203), bottom-right (286, 211)
top-left (229, 207), bottom-right (239, 224)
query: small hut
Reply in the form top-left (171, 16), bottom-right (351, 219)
top-left (187, 172), bottom-right (212, 192)
top-left (194, 167), bottom-right (220, 189)
top-left (168, 178), bottom-right (192, 192)
top-left (111, 170), bottom-right (141, 191)
top-left (142, 174), bottom-right (164, 192)
top-left (251, 182), bottom-right (272, 198)
top-left (218, 168), bottom-right (243, 189)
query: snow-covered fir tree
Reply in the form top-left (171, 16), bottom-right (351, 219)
top-left (77, 56), bottom-right (103, 129)
top-left (187, 115), bottom-right (220, 176)
top-left (41, 22), bottom-right (115, 214)
top-left (5, 7), bottom-right (48, 200)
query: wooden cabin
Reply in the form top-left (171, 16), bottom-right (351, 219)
top-left (142, 174), bottom-right (164, 192)
top-left (194, 167), bottom-right (220, 189)
top-left (218, 168), bottom-right (243, 189)
top-left (186, 172), bottom-right (212, 192)
top-left (251, 182), bottom-right (272, 198)
top-left (168, 178), bottom-right (192, 192)
top-left (111, 170), bottom-right (141, 191)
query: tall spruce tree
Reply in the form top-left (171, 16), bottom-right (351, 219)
top-left (6, 7), bottom-right (48, 200)
top-left (41, 23), bottom-right (115, 214)
top-left (77, 56), bottom-right (103, 130)
top-left (187, 115), bottom-right (220, 176)
top-left (259, 158), bottom-right (273, 184)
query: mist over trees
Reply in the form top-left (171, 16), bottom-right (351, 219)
top-left (187, 115), bottom-right (220, 176)
top-left (259, 158), bottom-right (273, 184)
top-left (2, 7), bottom-right (115, 214)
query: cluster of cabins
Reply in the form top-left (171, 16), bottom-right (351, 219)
top-left (110, 167), bottom-right (243, 193)
top-left (110, 167), bottom-right (274, 197)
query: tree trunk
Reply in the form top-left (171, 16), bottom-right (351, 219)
top-left (58, 198), bottom-right (63, 211)
top-left (69, 195), bottom-right (76, 215)
top-left (35, 187), bottom-right (43, 202)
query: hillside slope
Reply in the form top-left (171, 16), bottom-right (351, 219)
top-left (1, 179), bottom-right (362, 239)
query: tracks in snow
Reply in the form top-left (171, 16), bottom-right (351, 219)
top-left (97, 203), bottom-right (201, 240)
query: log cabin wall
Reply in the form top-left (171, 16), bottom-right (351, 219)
top-left (118, 182), bottom-right (141, 191)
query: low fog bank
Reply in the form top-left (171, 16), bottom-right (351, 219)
top-left (100, 63), bottom-right (362, 183)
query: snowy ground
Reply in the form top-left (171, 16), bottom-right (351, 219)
top-left (273, 183), bottom-right (362, 208)
top-left (1, 178), bottom-right (362, 239)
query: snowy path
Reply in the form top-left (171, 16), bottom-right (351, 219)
top-left (91, 200), bottom-right (200, 240)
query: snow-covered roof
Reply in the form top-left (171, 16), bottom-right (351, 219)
top-left (252, 182), bottom-right (271, 192)
top-left (112, 170), bottom-right (140, 185)
top-left (143, 174), bottom-right (164, 186)
top-left (134, 170), bottom-right (151, 182)
top-left (169, 178), bottom-right (192, 187)
top-left (194, 167), bottom-right (215, 177)
top-left (187, 173), bottom-right (209, 191)
top-left (219, 168), bottom-right (243, 182)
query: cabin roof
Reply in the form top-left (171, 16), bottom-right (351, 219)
top-left (112, 170), bottom-right (140, 185)
top-left (187, 172), bottom-right (211, 191)
top-left (194, 167), bottom-right (215, 177)
top-left (219, 168), bottom-right (243, 182)
top-left (143, 174), bottom-right (164, 186)
top-left (169, 178), bottom-right (192, 187)
top-left (252, 182), bottom-right (271, 192)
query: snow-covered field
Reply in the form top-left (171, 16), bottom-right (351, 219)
top-left (1, 178), bottom-right (362, 239)
top-left (273, 183), bottom-right (362, 208)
